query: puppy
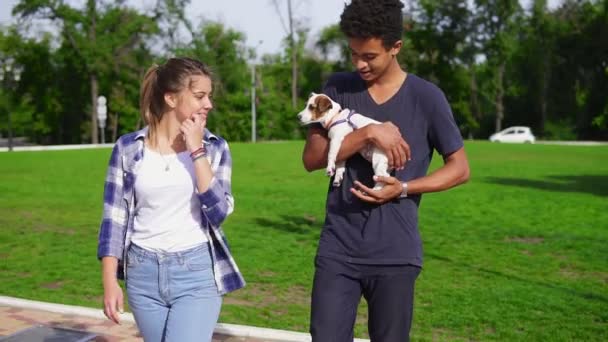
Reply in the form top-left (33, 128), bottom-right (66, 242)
top-left (298, 93), bottom-right (390, 190)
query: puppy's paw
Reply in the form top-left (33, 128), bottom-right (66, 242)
top-left (373, 182), bottom-right (386, 191)
top-left (332, 176), bottom-right (343, 187)
top-left (326, 166), bottom-right (335, 176)
top-left (333, 169), bottom-right (345, 186)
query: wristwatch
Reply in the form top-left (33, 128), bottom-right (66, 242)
top-left (400, 182), bottom-right (408, 198)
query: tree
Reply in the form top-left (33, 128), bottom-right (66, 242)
top-left (316, 24), bottom-right (351, 71)
top-left (272, 0), bottom-right (308, 109)
top-left (0, 29), bottom-right (37, 142)
top-left (404, 0), bottom-right (479, 136)
top-left (474, 0), bottom-right (523, 133)
top-left (529, 0), bottom-right (555, 136)
top-left (13, 0), bottom-right (159, 143)
top-left (173, 21), bottom-right (251, 140)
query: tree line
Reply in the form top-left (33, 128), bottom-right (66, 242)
top-left (0, 0), bottom-right (606, 145)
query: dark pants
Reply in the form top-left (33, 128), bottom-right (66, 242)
top-left (310, 256), bottom-right (421, 342)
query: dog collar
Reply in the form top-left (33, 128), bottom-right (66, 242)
top-left (327, 109), bottom-right (358, 130)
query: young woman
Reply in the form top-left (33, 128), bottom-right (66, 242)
top-left (97, 57), bottom-right (245, 342)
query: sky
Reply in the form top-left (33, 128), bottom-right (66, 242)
top-left (0, 0), bottom-right (561, 56)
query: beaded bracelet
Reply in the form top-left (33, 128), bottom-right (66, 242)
top-left (190, 146), bottom-right (205, 157)
top-left (190, 146), bottom-right (207, 162)
top-left (191, 153), bottom-right (206, 162)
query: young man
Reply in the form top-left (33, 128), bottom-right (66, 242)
top-left (302, 1), bottom-right (470, 341)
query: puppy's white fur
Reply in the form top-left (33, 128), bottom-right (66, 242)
top-left (298, 93), bottom-right (390, 189)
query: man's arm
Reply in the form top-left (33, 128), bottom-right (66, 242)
top-left (302, 123), bottom-right (411, 172)
top-left (407, 147), bottom-right (470, 194)
top-left (302, 126), bottom-right (368, 172)
top-left (351, 147), bottom-right (470, 203)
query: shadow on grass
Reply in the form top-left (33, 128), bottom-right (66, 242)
top-left (254, 214), bottom-right (321, 235)
top-left (484, 175), bottom-right (608, 197)
top-left (426, 253), bottom-right (608, 304)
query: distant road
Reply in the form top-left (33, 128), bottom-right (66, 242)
top-left (2, 140), bottom-right (608, 152)
top-left (535, 141), bottom-right (608, 146)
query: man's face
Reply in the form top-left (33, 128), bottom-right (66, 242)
top-left (348, 37), bottom-right (401, 82)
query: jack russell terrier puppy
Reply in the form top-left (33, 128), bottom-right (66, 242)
top-left (298, 93), bottom-right (390, 190)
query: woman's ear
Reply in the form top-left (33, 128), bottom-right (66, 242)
top-left (164, 93), bottom-right (177, 109)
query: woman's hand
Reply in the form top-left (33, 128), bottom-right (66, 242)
top-left (180, 114), bottom-right (206, 153)
top-left (101, 257), bottom-right (123, 324)
top-left (103, 278), bottom-right (124, 324)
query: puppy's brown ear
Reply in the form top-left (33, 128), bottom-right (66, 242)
top-left (313, 96), bottom-right (333, 120)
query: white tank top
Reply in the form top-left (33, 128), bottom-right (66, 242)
top-left (131, 147), bottom-right (208, 252)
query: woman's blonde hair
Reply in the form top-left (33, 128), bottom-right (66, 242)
top-left (139, 57), bottom-right (213, 145)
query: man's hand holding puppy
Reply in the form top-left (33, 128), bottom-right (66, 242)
top-left (366, 122), bottom-right (411, 171)
top-left (299, 92), bottom-right (409, 189)
top-left (303, 120), bottom-right (410, 172)
top-left (351, 175), bottom-right (403, 204)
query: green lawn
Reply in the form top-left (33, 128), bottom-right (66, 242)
top-left (1, 141), bottom-right (607, 341)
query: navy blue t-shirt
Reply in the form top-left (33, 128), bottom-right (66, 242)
top-left (319, 72), bottom-right (464, 266)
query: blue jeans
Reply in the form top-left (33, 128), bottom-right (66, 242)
top-left (126, 243), bottom-right (222, 342)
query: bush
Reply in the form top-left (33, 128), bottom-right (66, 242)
top-left (543, 120), bottom-right (577, 140)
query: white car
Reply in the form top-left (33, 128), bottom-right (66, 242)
top-left (489, 126), bottom-right (536, 143)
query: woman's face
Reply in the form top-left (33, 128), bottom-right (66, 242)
top-left (174, 75), bottom-right (213, 123)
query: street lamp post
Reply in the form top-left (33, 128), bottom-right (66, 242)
top-left (0, 56), bottom-right (23, 152)
top-left (251, 40), bottom-right (263, 143)
top-left (97, 95), bottom-right (107, 144)
top-left (251, 64), bottom-right (256, 143)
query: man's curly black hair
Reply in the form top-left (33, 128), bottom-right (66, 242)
top-left (339, 0), bottom-right (404, 49)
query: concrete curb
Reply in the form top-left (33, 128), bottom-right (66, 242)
top-left (0, 143), bottom-right (114, 152)
top-left (0, 295), bottom-right (369, 342)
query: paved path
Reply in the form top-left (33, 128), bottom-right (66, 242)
top-left (0, 297), bottom-right (370, 342)
top-left (0, 305), bottom-right (271, 341)
top-left (0, 296), bottom-right (354, 342)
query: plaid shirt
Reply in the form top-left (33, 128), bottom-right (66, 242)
top-left (97, 127), bottom-right (245, 295)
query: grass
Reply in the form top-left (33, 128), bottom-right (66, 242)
top-left (0, 141), bottom-right (607, 341)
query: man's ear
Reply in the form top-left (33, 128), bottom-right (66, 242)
top-left (390, 40), bottom-right (403, 57)
top-left (164, 92), bottom-right (177, 109)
